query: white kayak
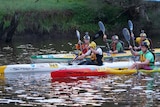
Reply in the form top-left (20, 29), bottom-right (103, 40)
top-left (0, 61), bottom-right (160, 74)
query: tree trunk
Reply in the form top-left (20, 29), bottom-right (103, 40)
top-left (0, 20), bottom-right (4, 40)
top-left (5, 12), bottom-right (19, 42)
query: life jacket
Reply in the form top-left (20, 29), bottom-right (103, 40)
top-left (140, 54), bottom-right (146, 62)
top-left (90, 49), bottom-right (103, 66)
top-left (111, 42), bottom-right (116, 51)
top-left (140, 50), bottom-right (155, 66)
top-left (91, 53), bottom-right (97, 61)
top-left (96, 54), bottom-right (103, 66)
top-left (75, 43), bottom-right (89, 54)
top-left (110, 41), bottom-right (124, 52)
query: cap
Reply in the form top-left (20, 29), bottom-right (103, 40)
top-left (112, 35), bottom-right (119, 40)
top-left (89, 41), bottom-right (96, 49)
top-left (140, 33), bottom-right (147, 37)
top-left (83, 32), bottom-right (90, 40)
top-left (141, 41), bottom-right (149, 48)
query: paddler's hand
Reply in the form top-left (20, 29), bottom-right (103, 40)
top-left (103, 34), bottom-right (107, 42)
top-left (131, 32), bottom-right (134, 38)
top-left (109, 50), bottom-right (113, 54)
top-left (78, 40), bottom-right (82, 44)
top-left (77, 54), bottom-right (85, 60)
top-left (129, 45), bottom-right (132, 49)
top-left (133, 46), bottom-right (138, 50)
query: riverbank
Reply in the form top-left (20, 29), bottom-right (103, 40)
top-left (0, 0), bottom-right (160, 39)
top-left (0, 0), bottom-right (126, 37)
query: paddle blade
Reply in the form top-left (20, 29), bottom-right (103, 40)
top-left (92, 30), bottom-right (103, 41)
top-left (122, 28), bottom-right (130, 42)
top-left (76, 30), bottom-right (80, 41)
top-left (128, 20), bottom-right (133, 31)
top-left (98, 21), bottom-right (105, 34)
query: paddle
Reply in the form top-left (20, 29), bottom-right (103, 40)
top-left (97, 21), bottom-right (112, 56)
top-left (76, 30), bottom-right (82, 51)
top-left (92, 21), bottom-right (105, 41)
top-left (68, 30), bottom-right (82, 65)
top-left (122, 28), bottom-right (131, 47)
top-left (122, 28), bottom-right (139, 74)
top-left (98, 21), bottom-right (105, 35)
top-left (128, 20), bottom-right (135, 47)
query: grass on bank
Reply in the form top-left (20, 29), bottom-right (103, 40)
top-left (0, 0), bottom-right (126, 34)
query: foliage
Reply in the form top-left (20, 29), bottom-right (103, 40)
top-left (0, 0), bottom-right (159, 36)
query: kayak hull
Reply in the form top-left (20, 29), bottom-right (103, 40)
top-left (0, 63), bottom-right (62, 74)
top-left (51, 67), bottom-right (136, 78)
top-left (30, 48), bottom-right (160, 63)
top-left (51, 67), bottom-right (160, 78)
top-left (51, 68), bottom-right (108, 78)
top-left (0, 61), bottom-right (159, 75)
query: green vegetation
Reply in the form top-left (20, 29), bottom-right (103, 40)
top-left (0, 0), bottom-right (159, 37)
top-left (0, 0), bottom-right (126, 35)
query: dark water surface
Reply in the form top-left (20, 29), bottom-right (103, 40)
top-left (0, 36), bottom-right (160, 107)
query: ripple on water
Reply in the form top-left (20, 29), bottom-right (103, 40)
top-left (14, 90), bottom-right (25, 94)
top-left (0, 99), bottom-right (25, 104)
top-left (26, 96), bottom-right (45, 100)
top-left (35, 98), bottom-right (65, 103)
top-left (131, 86), bottom-right (144, 90)
top-left (115, 83), bottom-right (132, 88)
top-left (142, 77), bottom-right (154, 81)
top-left (112, 89), bottom-right (127, 93)
top-left (144, 90), bottom-right (155, 94)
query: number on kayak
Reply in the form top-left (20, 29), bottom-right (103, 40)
top-left (49, 63), bottom-right (58, 68)
top-left (97, 67), bottom-right (108, 72)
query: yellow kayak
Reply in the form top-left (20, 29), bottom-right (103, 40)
top-left (30, 48), bottom-right (160, 63)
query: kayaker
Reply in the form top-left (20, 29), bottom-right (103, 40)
top-left (128, 41), bottom-right (155, 70)
top-left (75, 32), bottom-right (90, 54)
top-left (103, 35), bottom-right (124, 54)
top-left (77, 41), bottom-right (103, 66)
top-left (133, 32), bottom-right (153, 51)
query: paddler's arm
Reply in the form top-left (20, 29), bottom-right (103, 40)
top-left (139, 60), bottom-right (150, 65)
top-left (76, 50), bottom-right (91, 60)
top-left (103, 34), bottom-right (112, 43)
top-left (109, 50), bottom-right (118, 54)
top-left (129, 46), bottom-right (139, 56)
top-left (134, 59), bottom-right (150, 67)
top-left (90, 48), bottom-right (98, 54)
top-left (76, 54), bottom-right (86, 60)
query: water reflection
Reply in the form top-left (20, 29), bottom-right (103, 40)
top-left (0, 36), bottom-right (159, 107)
top-left (0, 73), bottom-right (159, 107)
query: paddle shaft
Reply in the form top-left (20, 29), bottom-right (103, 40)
top-left (76, 30), bottom-right (82, 52)
top-left (98, 21), bottom-right (113, 55)
top-left (128, 20), bottom-right (135, 47)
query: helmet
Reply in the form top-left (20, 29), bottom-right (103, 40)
top-left (83, 32), bottom-right (90, 40)
top-left (89, 41), bottom-right (96, 49)
top-left (112, 35), bottom-right (119, 40)
top-left (136, 37), bottom-right (141, 44)
top-left (141, 41), bottom-right (149, 48)
top-left (140, 33), bottom-right (147, 37)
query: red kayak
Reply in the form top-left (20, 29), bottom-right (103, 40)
top-left (51, 68), bottom-right (108, 78)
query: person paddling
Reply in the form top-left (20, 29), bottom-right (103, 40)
top-left (128, 41), bottom-right (155, 70)
top-left (75, 32), bottom-right (90, 54)
top-left (103, 34), bottom-right (124, 54)
top-left (77, 41), bottom-right (103, 66)
top-left (134, 32), bottom-right (152, 51)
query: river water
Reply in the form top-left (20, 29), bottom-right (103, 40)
top-left (0, 36), bottom-right (160, 107)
